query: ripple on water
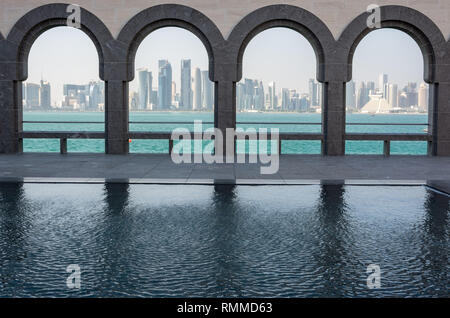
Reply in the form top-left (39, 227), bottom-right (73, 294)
top-left (0, 184), bottom-right (449, 297)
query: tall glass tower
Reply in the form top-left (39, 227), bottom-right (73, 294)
top-left (158, 60), bottom-right (172, 110)
top-left (180, 59), bottom-right (191, 110)
top-left (138, 68), bottom-right (149, 110)
top-left (201, 70), bottom-right (213, 110)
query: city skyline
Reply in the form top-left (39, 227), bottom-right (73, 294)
top-left (26, 27), bottom-right (425, 108)
top-left (23, 71), bottom-right (427, 114)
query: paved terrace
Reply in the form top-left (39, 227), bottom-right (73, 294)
top-left (0, 154), bottom-right (449, 194)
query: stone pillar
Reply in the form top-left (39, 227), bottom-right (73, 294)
top-left (322, 81), bottom-right (346, 156)
top-left (105, 80), bottom-right (129, 154)
top-left (431, 82), bottom-right (450, 156)
top-left (0, 80), bottom-right (22, 153)
top-left (214, 80), bottom-right (236, 156)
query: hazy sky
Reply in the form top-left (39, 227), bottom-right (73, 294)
top-left (27, 27), bottom-right (425, 105)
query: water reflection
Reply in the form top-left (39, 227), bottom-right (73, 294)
top-left (0, 183), bottom-right (31, 295)
top-left (211, 185), bottom-right (242, 296)
top-left (93, 183), bottom-right (135, 296)
top-left (419, 189), bottom-right (450, 296)
top-left (0, 183), bottom-right (448, 297)
top-left (312, 185), bottom-right (355, 297)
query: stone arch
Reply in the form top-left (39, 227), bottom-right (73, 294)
top-left (6, 3), bottom-right (114, 81)
top-left (338, 5), bottom-right (446, 84)
top-left (227, 5), bottom-right (336, 83)
top-left (117, 4), bottom-right (225, 82)
top-left (339, 5), bottom-right (448, 156)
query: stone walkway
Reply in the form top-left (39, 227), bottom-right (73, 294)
top-left (0, 154), bottom-right (449, 193)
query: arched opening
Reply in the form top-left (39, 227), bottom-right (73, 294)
top-left (128, 27), bottom-right (214, 153)
top-left (23, 26), bottom-right (104, 153)
top-left (238, 27), bottom-right (322, 154)
top-left (346, 28), bottom-right (430, 155)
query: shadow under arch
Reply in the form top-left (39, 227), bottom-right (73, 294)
top-left (338, 5), bottom-right (446, 85)
top-left (6, 3), bottom-right (115, 81)
top-left (227, 5), bottom-right (336, 83)
top-left (117, 4), bottom-right (225, 83)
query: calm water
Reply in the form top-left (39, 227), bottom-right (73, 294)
top-left (0, 183), bottom-right (448, 297)
top-left (23, 112), bottom-right (429, 155)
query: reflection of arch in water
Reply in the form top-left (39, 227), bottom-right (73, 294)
top-left (210, 184), bottom-right (244, 296)
top-left (311, 184), bottom-right (356, 297)
top-left (92, 183), bottom-right (137, 296)
top-left (419, 189), bottom-right (449, 296)
top-left (0, 183), bottom-right (31, 295)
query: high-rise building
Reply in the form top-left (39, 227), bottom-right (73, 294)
top-left (268, 82), bottom-right (276, 110)
top-left (129, 91), bottom-right (139, 110)
top-left (378, 73), bottom-right (388, 96)
top-left (236, 82), bottom-right (245, 111)
top-left (404, 82), bottom-right (418, 108)
top-left (24, 83), bottom-right (40, 109)
top-left (309, 79), bottom-right (318, 106)
top-left (201, 70), bottom-right (213, 110)
top-left (147, 71), bottom-right (153, 109)
top-left (418, 83), bottom-right (428, 112)
top-left (87, 81), bottom-right (104, 111)
top-left (172, 81), bottom-right (177, 104)
top-left (158, 60), bottom-right (172, 110)
top-left (281, 88), bottom-right (290, 111)
top-left (39, 80), bottom-right (51, 109)
top-left (193, 67), bottom-right (202, 110)
top-left (388, 84), bottom-right (398, 108)
top-left (62, 84), bottom-right (88, 110)
top-left (180, 59), bottom-right (191, 110)
top-left (346, 80), bottom-right (356, 109)
top-left (255, 81), bottom-right (265, 110)
top-left (138, 68), bottom-right (149, 110)
top-left (357, 81), bottom-right (370, 109)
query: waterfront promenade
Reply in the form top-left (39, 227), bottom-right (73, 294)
top-left (0, 154), bottom-right (449, 194)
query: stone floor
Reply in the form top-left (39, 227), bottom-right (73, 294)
top-left (0, 153), bottom-right (449, 193)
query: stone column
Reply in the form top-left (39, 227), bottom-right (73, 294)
top-left (105, 80), bottom-right (129, 154)
top-left (0, 79), bottom-right (22, 153)
top-left (214, 80), bottom-right (236, 156)
top-left (322, 81), bottom-right (346, 156)
top-left (431, 82), bottom-right (450, 156)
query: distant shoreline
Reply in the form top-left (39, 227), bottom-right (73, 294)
top-left (23, 110), bottom-right (428, 115)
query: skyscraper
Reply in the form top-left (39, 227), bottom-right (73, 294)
top-left (357, 81), bottom-right (369, 109)
top-left (201, 70), bottom-right (213, 110)
top-left (158, 60), bottom-right (172, 110)
top-left (180, 59), bottom-right (191, 110)
top-left (138, 68), bottom-right (149, 110)
top-left (346, 80), bottom-right (356, 109)
top-left (40, 80), bottom-right (51, 109)
top-left (88, 81), bottom-right (103, 111)
top-left (281, 88), bottom-right (290, 111)
top-left (255, 81), bottom-right (265, 110)
top-left (193, 67), bottom-right (202, 110)
top-left (24, 83), bottom-right (40, 109)
top-left (172, 81), bottom-right (177, 104)
top-left (236, 82), bottom-right (245, 110)
top-left (378, 73), bottom-right (388, 96)
top-left (268, 82), bottom-right (276, 110)
top-left (418, 83), bottom-right (428, 112)
top-left (147, 71), bottom-right (153, 109)
top-left (388, 84), bottom-right (398, 108)
top-left (309, 79), bottom-right (319, 106)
